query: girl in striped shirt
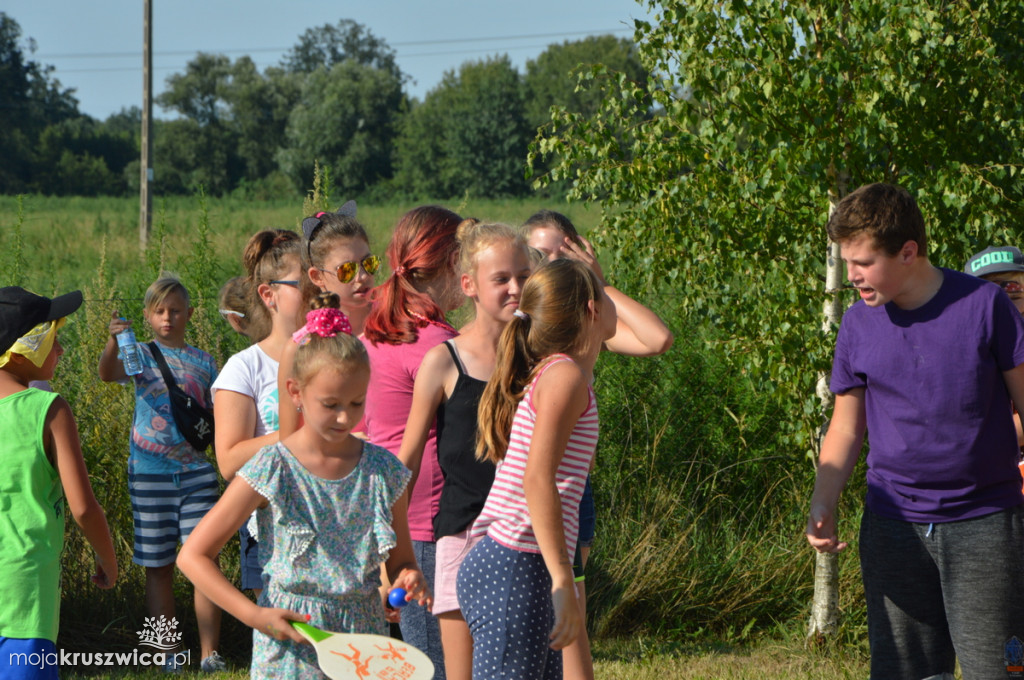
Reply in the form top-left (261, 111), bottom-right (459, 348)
top-left (456, 258), bottom-right (616, 680)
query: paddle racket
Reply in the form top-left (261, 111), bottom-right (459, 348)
top-left (291, 620), bottom-right (434, 679)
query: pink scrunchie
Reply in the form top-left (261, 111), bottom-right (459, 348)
top-left (292, 308), bottom-right (352, 345)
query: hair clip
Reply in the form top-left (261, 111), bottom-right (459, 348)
top-left (394, 265), bottom-right (407, 277)
top-left (513, 309), bottom-right (529, 320)
top-left (292, 308), bottom-right (352, 345)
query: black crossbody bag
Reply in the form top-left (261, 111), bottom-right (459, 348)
top-left (147, 342), bottom-right (215, 451)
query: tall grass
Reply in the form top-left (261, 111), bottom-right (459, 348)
top-left (587, 303), bottom-right (867, 643)
top-left (0, 193), bottom-right (870, 671)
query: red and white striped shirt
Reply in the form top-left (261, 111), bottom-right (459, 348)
top-left (471, 354), bottom-right (598, 562)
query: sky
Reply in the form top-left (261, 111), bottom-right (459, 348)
top-left (4, 0), bottom-right (653, 121)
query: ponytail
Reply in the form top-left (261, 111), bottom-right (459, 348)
top-left (476, 316), bottom-right (535, 463)
top-left (364, 205), bottom-right (462, 345)
top-left (475, 259), bottom-right (603, 463)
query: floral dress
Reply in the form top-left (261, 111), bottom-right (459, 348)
top-left (237, 441), bottom-right (411, 680)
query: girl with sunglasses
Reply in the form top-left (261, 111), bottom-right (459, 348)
top-left (212, 229), bottom-right (305, 597)
top-left (278, 203), bottom-right (380, 440)
top-left (303, 201), bottom-right (380, 335)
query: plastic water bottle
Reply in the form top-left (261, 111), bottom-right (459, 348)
top-left (117, 321), bottom-right (143, 376)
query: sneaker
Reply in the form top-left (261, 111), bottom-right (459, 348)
top-left (201, 651), bottom-right (227, 673)
top-left (163, 653), bottom-right (183, 674)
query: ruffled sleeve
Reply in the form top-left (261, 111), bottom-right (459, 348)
top-left (236, 442), bottom-right (284, 502)
top-left (363, 444), bottom-right (412, 561)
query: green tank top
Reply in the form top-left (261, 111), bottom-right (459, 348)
top-left (0, 388), bottom-right (65, 642)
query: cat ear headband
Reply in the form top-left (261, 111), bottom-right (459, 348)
top-left (301, 200), bottom-right (358, 262)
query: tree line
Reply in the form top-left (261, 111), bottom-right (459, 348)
top-left (0, 13), bottom-right (646, 200)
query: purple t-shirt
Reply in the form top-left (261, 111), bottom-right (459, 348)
top-left (831, 268), bottom-right (1024, 522)
top-left (361, 323), bottom-right (456, 542)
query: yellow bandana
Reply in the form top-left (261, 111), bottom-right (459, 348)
top-left (0, 318), bottom-right (66, 369)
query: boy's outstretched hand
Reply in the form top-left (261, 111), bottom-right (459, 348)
top-left (806, 503), bottom-right (848, 554)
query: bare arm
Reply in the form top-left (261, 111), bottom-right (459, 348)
top-left (48, 397), bottom-right (118, 589)
top-left (805, 388), bottom-right (867, 554)
top-left (523, 362), bottom-right (590, 650)
top-left (276, 340), bottom-right (300, 439)
top-left (214, 389), bottom-right (276, 481)
top-left (177, 477), bottom-right (306, 644)
top-left (602, 285), bottom-right (674, 357)
top-left (97, 312), bottom-right (130, 383)
top-left (397, 344), bottom-right (452, 491)
top-left (559, 237), bottom-right (673, 357)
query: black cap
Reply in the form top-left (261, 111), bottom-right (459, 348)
top-left (965, 246), bottom-right (1024, 278)
top-left (0, 287), bottom-right (83, 355)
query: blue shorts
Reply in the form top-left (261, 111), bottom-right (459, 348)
top-left (129, 466), bottom-right (219, 567)
top-left (0, 637), bottom-right (58, 679)
top-left (458, 536), bottom-right (562, 680)
top-left (238, 521), bottom-right (262, 591)
top-left (572, 476), bottom-right (596, 579)
top-left (577, 475), bottom-right (596, 547)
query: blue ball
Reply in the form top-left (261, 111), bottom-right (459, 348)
top-left (388, 588), bottom-right (408, 608)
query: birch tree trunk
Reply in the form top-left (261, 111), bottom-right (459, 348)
top-left (807, 172), bottom-right (848, 642)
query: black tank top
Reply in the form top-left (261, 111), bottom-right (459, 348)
top-left (433, 340), bottom-right (495, 538)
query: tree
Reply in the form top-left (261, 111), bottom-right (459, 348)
top-left (524, 34), bottom-right (647, 130)
top-left (157, 53), bottom-right (233, 126)
top-left (277, 60), bottom-right (404, 196)
top-left (523, 34), bottom-right (650, 197)
top-left (393, 55), bottom-right (531, 198)
top-left (34, 117), bottom-right (135, 196)
top-left (282, 19), bottom-right (403, 82)
top-left (221, 58), bottom-right (300, 181)
top-left (151, 117), bottom-right (242, 196)
top-left (534, 0), bottom-right (1024, 638)
top-left (155, 53), bottom-right (242, 194)
top-left (0, 12), bottom-right (80, 193)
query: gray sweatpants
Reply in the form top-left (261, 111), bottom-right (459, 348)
top-left (859, 506), bottom-right (1024, 680)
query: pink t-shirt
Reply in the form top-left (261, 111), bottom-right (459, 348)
top-left (362, 323), bottom-right (456, 542)
top-left (471, 355), bottom-right (598, 562)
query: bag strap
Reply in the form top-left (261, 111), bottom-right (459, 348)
top-left (147, 341), bottom-right (184, 396)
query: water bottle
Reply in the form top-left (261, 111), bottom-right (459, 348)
top-left (117, 320), bottom-right (143, 376)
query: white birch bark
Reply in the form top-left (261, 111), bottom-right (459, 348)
top-left (807, 171), bottom-right (848, 642)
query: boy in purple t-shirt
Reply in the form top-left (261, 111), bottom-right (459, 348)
top-left (805, 183), bottom-right (1024, 679)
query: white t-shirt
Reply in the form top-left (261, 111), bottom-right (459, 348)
top-left (211, 344), bottom-right (280, 436)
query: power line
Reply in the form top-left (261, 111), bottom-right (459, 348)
top-left (53, 42), bottom-right (574, 75)
top-left (37, 28), bottom-right (632, 61)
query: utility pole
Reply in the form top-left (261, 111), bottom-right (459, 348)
top-left (139, 0), bottom-right (152, 251)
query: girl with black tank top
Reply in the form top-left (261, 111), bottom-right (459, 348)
top-left (398, 222), bottom-right (532, 680)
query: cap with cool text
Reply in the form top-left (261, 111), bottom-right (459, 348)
top-left (0, 287), bottom-right (83, 355)
top-left (964, 246), bottom-right (1024, 278)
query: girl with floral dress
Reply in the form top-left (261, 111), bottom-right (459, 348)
top-left (179, 297), bottom-right (430, 680)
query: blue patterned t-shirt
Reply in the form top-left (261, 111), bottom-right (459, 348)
top-left (130, 341), bottom-right (217, 473)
